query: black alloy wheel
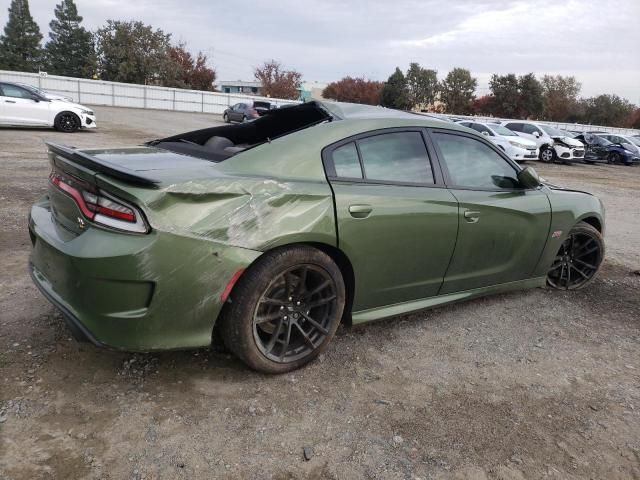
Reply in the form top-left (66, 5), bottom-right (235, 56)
top-left (55, 112), bottom-right (80, 133)
top-left (547, 222), bottom-right (604, 290)
top-left (608, 152), bottom-right (621, 164)
top-left (252, 265), bottom-right (337, 363)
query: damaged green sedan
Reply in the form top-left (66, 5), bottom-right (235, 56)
top-left (28, 102), bottom-right (605, 373)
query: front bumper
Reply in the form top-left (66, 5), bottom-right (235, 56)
top-left (80, 114), bottom-right (97, 129)
top-left (28, 196), bottom-right (261, 351)
top-left (509, 145), bottom-right (539, 161)
top-left (553, 144), bottom-right (584, 162)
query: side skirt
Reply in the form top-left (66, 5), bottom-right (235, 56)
top-left (351, 276), bottom-right (547, 325)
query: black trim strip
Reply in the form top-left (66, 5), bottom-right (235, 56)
top-left (46, 142), bottom-right (160, 188)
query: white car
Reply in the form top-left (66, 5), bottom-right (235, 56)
top-left (502, 121), bottom-right (584, 163)
top-left (598, 133), bottom-right (640, 156)
top-left (0, 81), bottom-right (96, 132)
top-left (457, 120), bottom-right (538, 161)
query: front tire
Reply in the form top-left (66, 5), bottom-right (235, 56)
top-left (608, 152), bottom-right (621, 164)
top-left (547, 221), bottom-right (604, 290)
top-left (223, 113), bottom-right (229, 123)
top-left (219, 246), bottom-right (345, 373)
top-left (54, 112), bottom-right (80, 133)
top-left (540, 146), bottom-right (554, 163)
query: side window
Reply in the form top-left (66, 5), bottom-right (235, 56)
top-left (231, 103), bottom-right (240, 110)
top-left (433, 133), bottom-right (520, 190)
top-left (332, 142), bottom-right (363, 179)
top-left (357, 132), bottom-right (434, 184)
top-left (522, 124), bottom-right (540, 135)
top-left (1, 84), bottom-right (33, 99)
top-left (505, 123), bottom-right (522, 132)
top-left (471, 123), bottom-right (492, 136)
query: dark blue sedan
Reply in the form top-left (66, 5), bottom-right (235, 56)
top-left (575, 133), bottom-right (640, 166)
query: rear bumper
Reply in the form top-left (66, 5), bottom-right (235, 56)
top-left (28, 196), bottom-right (261, 351)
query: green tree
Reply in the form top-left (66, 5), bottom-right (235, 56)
top-left (440, 68), bottom-right (477, 114)
top-left (541, 75), bottom-right (581, 121)
top-left (489, 73), bottom-right (519, 117)
top-left (517, 73), bottom-right (544, 118)
top-left (0, 0), bottom-right (43, 72)
top-left (94, 20), bottom-right (173, 84)
top-left (381, 67), bottom-right (411, 110)
top-left (44, 0), bottom-right (95, 77)
top-left (582, 94), bottom-right (635, 127)
top-left (405, 62), bottom-right (439, 109)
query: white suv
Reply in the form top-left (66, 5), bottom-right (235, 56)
top-left (457, 120), bottom-right (539, 161)
top-left (0, 81), bottom-right (96, 133)
top-left (502, 121), bottom-right (584, 163)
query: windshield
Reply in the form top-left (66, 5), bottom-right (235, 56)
top-left (626, 136), bottom-right (640, 147)
top-left (540, 125), bottom-right (566, 137)
top-left (487, 124), bottom-right (517, 136)
top-left (18, 83), bottom-right (58, 99)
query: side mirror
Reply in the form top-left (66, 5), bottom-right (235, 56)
top-left (518, 166), bottom-right (541, 189)
top-left (30, 95), bottom-right (40, 103)
top-left (533, 131), bottom-right (540, 138)
top-left (481, 131), bottom-right (490, 137)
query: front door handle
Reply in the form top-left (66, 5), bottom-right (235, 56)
top-left (348, 204), bottom-right (373, 218)
top-left (463, 210), bottom-right (480, 223)
top-left (5, 100), bottom-right (16, 103)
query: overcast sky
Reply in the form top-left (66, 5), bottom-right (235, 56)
top-left (12, 0), bottom-right (640, 102)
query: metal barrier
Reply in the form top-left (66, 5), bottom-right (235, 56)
top-left (0, 70), bottom-right (298, 114)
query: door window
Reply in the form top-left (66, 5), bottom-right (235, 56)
top-left (332, 142), bottom-right (363, 179)
top-left (522, 124), bottom-right (541, 135)
top-left (433, 133), bottom-right (520, 190)
top-left (357, 132), bottom-right (434, 184)
top-left (504, 123), bottom-right (522, 132)
top-left (471, 123), bottom-right (493, 136)
top-left (1, 84), bottom-right (33, 99)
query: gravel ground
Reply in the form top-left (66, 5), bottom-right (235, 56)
top-left (1, 107), bottom-right (639, 480)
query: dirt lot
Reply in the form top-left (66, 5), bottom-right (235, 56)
top-left (1, 107), bottom-right (639, 480)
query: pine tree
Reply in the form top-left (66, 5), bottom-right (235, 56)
top-left (0, 0), bottom-right (43, 72)
top-left (45, 0), bottom-right (95, 77)
top-left (381, 67), bottom-right (411, 110)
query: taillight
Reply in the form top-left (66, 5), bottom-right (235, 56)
top-left (49, 170), bottom-right (149, 234)
top-left (249, 109), bottom-right (259, 117)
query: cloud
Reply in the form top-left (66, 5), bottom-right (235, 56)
top-left (21, 0), bottom-right (640, 101)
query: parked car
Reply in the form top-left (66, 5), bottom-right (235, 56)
top-left (0, 81), bottom-right (96, 132)
top-left (457, 120), bottom-right (538, 161)
top-left (28, 101), bottom-right (605, 373)
top-left (222, 101), bottom-right (272, 123)
top-left (596, 133), bottom-right (640, 158)
top-left (502, 121), bottom-right (585, 163)
top-left (574, 133), bottom-right (640, 165)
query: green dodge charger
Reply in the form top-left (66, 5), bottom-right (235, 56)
top-left (28, 101), bottom-right (605, 373)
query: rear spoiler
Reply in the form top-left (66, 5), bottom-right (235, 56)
top-left (46, 142), bottom-right (160, 188)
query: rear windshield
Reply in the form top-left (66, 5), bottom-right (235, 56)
top-left (253, 101), bottom-right (271, 109)
top-left (150, 102), bottom-right (331, 162)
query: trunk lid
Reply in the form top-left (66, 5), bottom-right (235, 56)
top-left (46, 143), bottom-right (220, 235)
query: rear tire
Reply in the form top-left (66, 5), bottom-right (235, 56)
top-left (219, 246), bottom-right (345, 373)
top-left (54, 112), bottom-right (80, 133)
top-left (223, 113), bottom-right (229, 123)
top-left (547, 221), bottom-right (604, 290)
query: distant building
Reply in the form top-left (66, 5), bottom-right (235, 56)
top-left (298, 81), bottom-right (328, 102)
top-left (218, 81), bottom-right (263, 95)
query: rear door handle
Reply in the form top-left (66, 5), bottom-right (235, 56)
top-left (463, 210), bottom-right (480, 223)
top-left (348, 204), bottom-right (373, 218)
top-left (5, 100), bottom-right (16, 103)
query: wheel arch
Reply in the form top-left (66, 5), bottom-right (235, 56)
top-left (226, 241), bottom-right (356, 326)
top-left (579, 215), bottom-right (603, 233)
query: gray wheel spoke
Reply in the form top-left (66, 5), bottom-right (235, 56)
top-left (570, 265), bottom-right (590, 279)
top-left (280, 322), bottom-right (293, 361)
top-left (307, 294), bottom-right (336, 309)
top-left (574, 258), bottom-right (596, 270)
top-left (262, 297), bottom-right (287, 307)
top-left (296, 267), bottom-right (308, 296)
top-left (306, 279), bottom-right (331, 299)
top-left (294, 323), bottom-right (316, 349)
top-left (255, 311), bottom-right (282, 324)
top-left (265, 318), bottom-right (284, 353)
top-left (300, 311), bottom-right (329, 335)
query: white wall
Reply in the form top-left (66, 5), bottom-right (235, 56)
top-left (0, 70), bottom-right (298, 114)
